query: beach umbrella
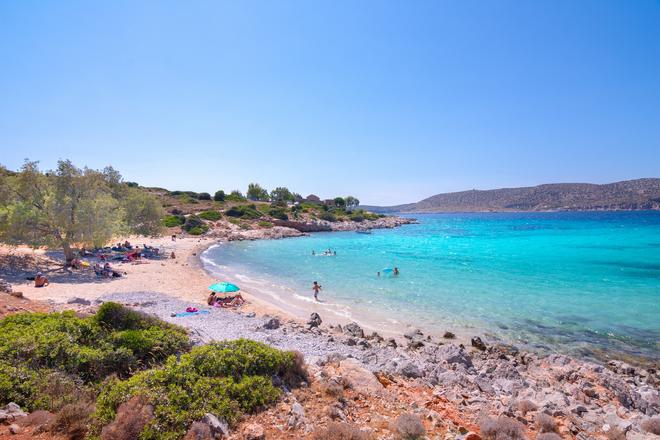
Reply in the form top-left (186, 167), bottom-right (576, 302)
top-left (208, 282), bottom-right (240, 293)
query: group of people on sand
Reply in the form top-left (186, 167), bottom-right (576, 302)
top-left (207, 291), bottom-right (245, 308)
top-left (93, 262), bottom-right (123, 278)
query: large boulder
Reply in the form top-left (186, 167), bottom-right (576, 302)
top-left (436, 344), bottom-right (473, 368)
top-left (344, 322), bottom-right (364, 338)
top-left (307, 313), bottom-right (322, 329)
top-left (338, 359), bottom-right (384, 396)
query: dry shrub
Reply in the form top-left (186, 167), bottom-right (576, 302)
top-left (642, 416), bottom-right (660, 435)
top-left (536, 413), bottom-right (558, 433)
top-left (516, 399), bottom-right (538, 415)
top-left (284, 350), bottom-right (309, 386)
top-left (537, 434), bottom-right (562, 440)
top-left (50, 402), bottom-right (95, 440)
top-left (19, 410), bottom-right (54, 432)
top-left (606, 427), bottom-right (626, 440)
top-left (183, 421), bottom-right (213, 440)
top-left (100, 395), bottom-right (154, 440)
top-left (479, 415), bottom-right (527, 440)
top-left (313, 422), bottom-right (372, 440)
top-left (394, 413), bottom-right (426, 440)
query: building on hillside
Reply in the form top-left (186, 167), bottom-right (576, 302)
top-left (305, 194), bottom-right (321, 204)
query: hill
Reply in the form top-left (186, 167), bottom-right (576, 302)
top-left (366, 178), bottom-right (660, 213)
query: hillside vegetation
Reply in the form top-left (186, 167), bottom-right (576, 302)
top-left (368, 178), bottom-right (660, 213)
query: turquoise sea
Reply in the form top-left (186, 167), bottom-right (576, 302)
top-left (202, 212), bottom-right (660, 364)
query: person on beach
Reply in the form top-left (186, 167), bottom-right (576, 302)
top-left (312, 281), bottom-right (322, 301)
top-left (34, 272), bottom-right (49, 288)
top-left (207, 292), bottom-right (216, 306)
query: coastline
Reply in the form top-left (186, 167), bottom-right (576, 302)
top-left (1, 221), bottom-right (659, 439)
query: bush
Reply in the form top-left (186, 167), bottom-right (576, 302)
top-left (0, 305), bottom-right (189, 410)
top-left (642, 417), bottom-right (660, 435)
top-left (94, 340), bottom-right (299, 439)
top-left (162, 215), bottom-right (185, 227)
top-left (479, 416), bottom-right (526, 440)
top-left (100, 395), bottom-right (154, 440)
top-left (213, 190), bottom-right (226, 202)
top-left (349, 213), bottom-right (364, 222)
top-left (313, 422), bottom-right (372, 440)
top-left (226, 191), bottom-right (245, 202)
top-left (537, 413), bottom-right (558, 433)
top-left (319, 212), bottom-right (337, 222)
top-left (198, 210), bottom-right (222, 221)
top-left (517, 399), bottom-right (538, 415)
top-left (394, 413), bottom-right (425, 439)
top-left (258, 221), bottom-right (273, 228)
top-left (197, 192), bottom-right (211, 200)
top-left (268, 207), bottom-right (288, 220)
top-left (225, 205), bottom-right (262, 219)
top-left (182, 215), bottom-right (209, 234)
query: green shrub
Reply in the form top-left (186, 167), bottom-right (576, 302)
top-left (197, 192), bottom-right (211, 200)
top-left (349, 213), bottom-right (364, 222)
top-left (258, 221), bottom-right (273, 228)
top-left (198, 210), bottom-right (222, 221)
top-left (267, 207), bottom-right (288, 220)
top-left (162, 215), bottom-right (185, 227)
top-left (0, 304), bottom-right (189, 410)
top-left (94, 340), bottom-right (299, 439)
top-left (182, 215), bottom-right (207, 233)
top-left (319, 212), bottom-right (337, 222)
top-left (226, 191), bottom-right (245, 202)
top-left (227, 217), bottom-right (241, 226)
top-left (188, 226), bottom-right (208, 235)
top-left (225, 205), bottom-right (262, 219)
top-left (213, 190), bottom-right (226, 202)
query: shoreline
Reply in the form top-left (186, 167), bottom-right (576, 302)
top-left (1, 227), bottom-right (659, 439)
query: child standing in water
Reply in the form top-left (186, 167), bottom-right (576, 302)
top-left (312, 281), bottom-right (322, 301)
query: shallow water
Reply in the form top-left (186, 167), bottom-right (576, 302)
top-left (202, 212), bottom-right (660, 363)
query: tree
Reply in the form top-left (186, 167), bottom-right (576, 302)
top-left (197, 192), bottom-right (211, 200)
top-left (213, 190), bottom-right (226, 202)
top-left (226, 190), bottom-right (245, 202)
top-left (0, 160), bottom-right (164, 264)
top-left (345, 196), bottom-right (360, 210)
top-left (247, 183), bottom-right (269, 201)
top-left (270, 187), bottom-right (294, 204)
top-left (334, 197), bottom-right (346, 208)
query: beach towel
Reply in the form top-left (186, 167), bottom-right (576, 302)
top-left (173, 310), bottom-right (210, 318)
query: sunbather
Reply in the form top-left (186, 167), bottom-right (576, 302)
top-left (34, 272), bottom-right (49, 288)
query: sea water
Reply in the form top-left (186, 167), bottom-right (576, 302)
top-left (201, 212), bottom-right (660, 363)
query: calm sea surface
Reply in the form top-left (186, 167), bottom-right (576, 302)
top-left (202, 212), bottom-right (660, 363)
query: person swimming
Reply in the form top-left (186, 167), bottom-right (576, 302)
top-left (393, 267), bottom-right (400, 275)
top-left (312, 281), bottom-right (322, 301)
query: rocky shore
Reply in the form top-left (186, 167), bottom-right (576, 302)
top-left (96, 291), bottom-right (659, 440)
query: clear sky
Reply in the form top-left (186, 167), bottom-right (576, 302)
top-left (1, 1), bottom-right (659, 205)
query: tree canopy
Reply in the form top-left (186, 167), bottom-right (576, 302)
top-left (247, 183), bottom-right (269, 201)
top-left (0, 160), bottom-right (164, 263)
top-left (270, 187), bottom-right (294, 203)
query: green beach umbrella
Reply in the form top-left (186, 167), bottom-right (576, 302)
top-left (208, 282), bottom-right (240, 293)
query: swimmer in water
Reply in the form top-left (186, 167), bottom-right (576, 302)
top-left (393, 267), bottom-right (400, 275)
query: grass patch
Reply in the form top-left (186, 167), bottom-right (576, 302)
top-left (198, 210), bottom-right (222, 221)
top-left (258, 221), bottom-right (273, 228)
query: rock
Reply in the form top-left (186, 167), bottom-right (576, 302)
top-left (291, 402), bottom-right (305, 418)
top-left (404, 329), bottom-right (424, 340)
top-left (184, 421), bottom-right (213, 440)
top-left (443, 331), bottom-right (456, 339)
top-left (571, 405), bottom-right (588, 416)
top-left (67, 297), bottom-right (91, 305)
top-left (243, 423), bottom-right (265, 440)
top-left (0, 403), bottom-right (27, 423)
top-left (345, 337), bottom-right (357, 346)
top-left (344, 322), bottom-right (364, 338)
top-left (307, 312), bottom-right (322, 329)
top-left (8, 424), bottom-right (20, 434)
top-left (357, 339), bottom-right (371, 349)
top-left (400, 362), bottom-right (423, 378)
top-left (386, 338), bottom-right (398, 348)
top-left (8, 291), bottom-right (23, 298)
top-left (339, 359), bottom-right (384, 396)
top-left (262, 318), bottom-right (281, 330)
top-left (464, 432), bottom-right (482, 440)
top-left (437, 345), bottom-right (473, 368)
top-left (471, 336), bottom-right (487, 351)
top-left (245, 312), bottom-right (256, 318)
top-left (368, 331), bottom-right (384, 343)
top-left (407, 340), bottom-right (425, 350)
top-left (201, 413), bottom-right (230, 438)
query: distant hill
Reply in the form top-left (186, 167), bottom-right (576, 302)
top-left (365, 179), bottom-right (660, 213)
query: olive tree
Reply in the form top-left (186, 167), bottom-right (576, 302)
top-left (246, 183), bottom-right (269, 201)
top-left (0, 160), bottom-right (164, 264)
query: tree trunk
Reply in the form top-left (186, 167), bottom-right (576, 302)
top-left (62, 241), bottom-right (75, 266)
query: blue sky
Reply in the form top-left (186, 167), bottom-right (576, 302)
top-left (1, 1), bottom-right (659, 205)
